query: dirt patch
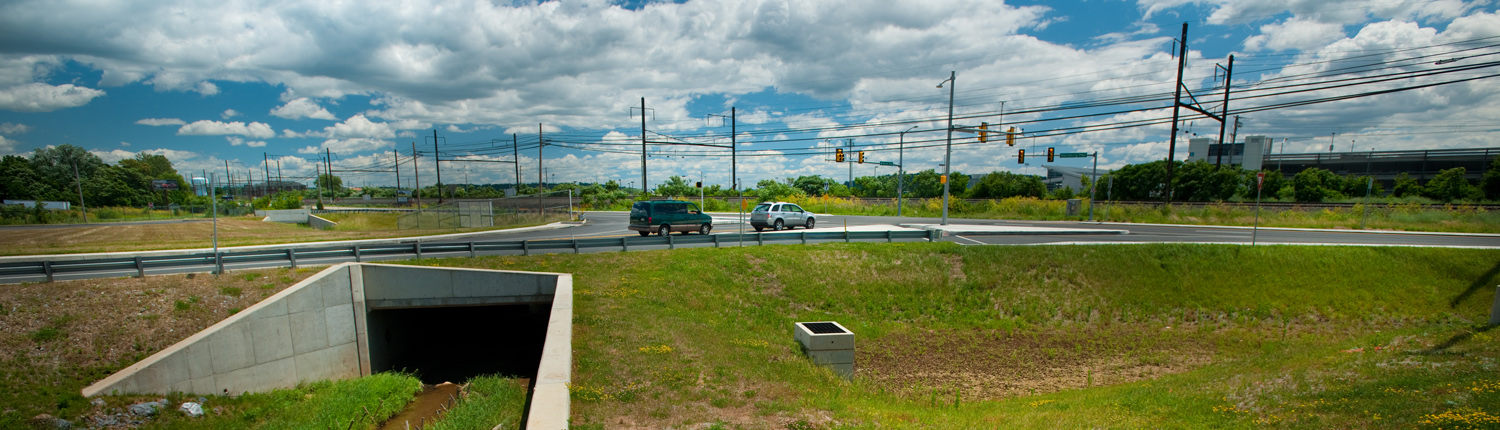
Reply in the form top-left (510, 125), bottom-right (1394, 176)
top-left (858, 326), bottom-right (1216, 400)
top-left (0, 267), bottom-right (316, 419)
top-left (377, 382), bottom-right (464, 430)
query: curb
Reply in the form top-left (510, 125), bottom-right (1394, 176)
top-left (899, 223), bottom-right (1129, 236)
top-left (1084, 221), bottom-right (1500, 237)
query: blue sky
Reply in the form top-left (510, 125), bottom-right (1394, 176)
top-left (2, 0), bottom-right (1498, 190)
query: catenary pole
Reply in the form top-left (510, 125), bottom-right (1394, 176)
top-left (433, 130), bottom-right (443, 202)
top-left (1215, 55), bottom-right (1234, 167)
top-left (941, 71), bottom-right (955, 225)
top-left (513, 134), bottom-right (521, 189)
top-left (1165, 22), bottom-right (1188, 203)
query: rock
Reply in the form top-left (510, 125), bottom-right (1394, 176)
top-left (94, 415), bottom-right (120, 427)
top-left (129, 401), bottom-right (163, 416)
top-left (179, 402), bottom-right (204, 418)
top-left (29, 415), bottom-right (72, 430)
top-left (90, 398), bottom-right (105, 408)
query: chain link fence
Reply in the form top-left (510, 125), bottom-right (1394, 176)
top-left (397, 190), bottom-right (575, 230)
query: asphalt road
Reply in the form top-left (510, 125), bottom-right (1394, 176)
top-left (437, 211), bottom-right (1500, 248)
top-left (3, 211), bottom-right (1496, 284)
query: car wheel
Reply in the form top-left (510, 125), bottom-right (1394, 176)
top-left (638, 230), bottom-right (650, 237)
top-left (658, 225), bottom-right (670, 236)
top-left (804, 217), bottom-right (815, 229)
top-left (773, 219), bottom-right (784, 231)
top-left (699, 224), bottom-right (711, 235)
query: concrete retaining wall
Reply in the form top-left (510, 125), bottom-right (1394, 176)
top-left (82, 263), bottom-right (572, 427)
top-left (82, 264), bottom-right (362, 396)
top-left (259, 209), bottom-right (311, 223)
top-left (308, 214), bottom-right (338, 230)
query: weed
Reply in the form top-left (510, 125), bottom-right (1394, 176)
top-left (220, 286), bottom-right (242, 297)
top-left (29, 326), bottom-right (61, 342)
top-left (173, 300), bottom-right (190, 311)
top-left (239, 273), bottom-right (257, 282)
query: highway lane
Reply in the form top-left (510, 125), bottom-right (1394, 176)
top-left (4, 211), bottom-right (1496, 284)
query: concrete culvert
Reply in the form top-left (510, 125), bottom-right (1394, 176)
top-left (367, 304), bottom-right (549, 383)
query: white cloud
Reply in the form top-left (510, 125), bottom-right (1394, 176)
top-left (136, 118), bottom-right (186, 126)
top-left (270, 97), bottom-right (337, 120)
top-left (1244, 17), bottom-right (1346, 51)
top-left (0, 135), bottom-right (15, 155)
top-left (221, 109), bottom-right (240, 119)
top-left (120, 141), bottom-right (130, 147)
top-left (0, 122), bottom-right (30, 134)
top-left (0, 82), bottom-right (105, 112)
top-left (177, 120), bottom-right (276, 139)
top-left (226, 136), bottom-right (267, 147)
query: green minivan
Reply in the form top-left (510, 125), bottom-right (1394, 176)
top-left (629, 200), bottom-right (713, 236)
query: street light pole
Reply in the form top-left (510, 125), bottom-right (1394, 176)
top-left (938, 71), bottom-right (955, 225)
top-left (898, 126), bottom-right (917, 217)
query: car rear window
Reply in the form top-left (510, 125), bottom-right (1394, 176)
top-left (753, 203), bottom-right (771, 212)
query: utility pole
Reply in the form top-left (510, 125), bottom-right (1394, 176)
top-left (315, 164), bottom-right (325, 209)
top-left (942, 70), bottom-right (954, 226)
top-left (640, 98), bottom-right (648, 193)
top-left (1164, 22), bottom-right (1189, 203)
top-left (262, 153), bottom-right (270, 194)
top-left (412, 142), bottom-right (421, 208)
top-left (1227, 115), bottom-right (1242, 166)
top-left (513, 133), bottom-right (521, 189)
top-left (898, 126), bottom-right (917, 217)
top-left (73, 161), bottom-right (87, 223)
top-left (324, 148), bottom-right (333, 205)
top-left (847, 139), bottom-right (854, 187)
top-left (432, 130), bottom-right (443, 202)
top-left (1215, 55), bottom-right (1234, 167)
top-left (224, 160), bottom-right (233, 199)
top-left (393, 149), bottom-right (402, 203)
top-left (1330, 132), bottom-right (1336, 153)
top-left (538, 123), bottom-right (544, 191)
top-left (731, 107), bottom-right (737, 192)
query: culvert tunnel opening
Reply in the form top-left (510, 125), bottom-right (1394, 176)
top-left (366, 303), bottom-right (550, 384)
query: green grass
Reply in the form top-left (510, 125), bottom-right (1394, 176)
top-left (419, 242), bottom-right (1500, 429)
top-left (130, 373), bottom-right (421, 429)
top-left (425, 376), bottom-right (530, 430)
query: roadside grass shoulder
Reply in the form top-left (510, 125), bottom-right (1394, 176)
top-left (432, 243), bottom-right (1500, 429)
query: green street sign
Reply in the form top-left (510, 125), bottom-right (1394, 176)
top-left (1059, 152), bottom-right (1089, 158)
top-left (878, 161), bottom-right (896, 166)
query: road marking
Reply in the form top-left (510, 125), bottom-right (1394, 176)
top-left (953, 235), bottom-right (987, 245)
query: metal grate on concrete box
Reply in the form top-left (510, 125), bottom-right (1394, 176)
top-left (794, 321), bottom-right (854, 380)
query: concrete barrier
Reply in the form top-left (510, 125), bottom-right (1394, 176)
top-left (795, 321), bottom-right (855, 380)
top-left (307, 214), bottom-right (338, 230)
top-left (82, 263), bottom-right (573, 427)
top-left (260, 209), bottom-right (311, 223)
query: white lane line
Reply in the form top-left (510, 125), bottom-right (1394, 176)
top-left (953, 235), bottom-right (987, 245)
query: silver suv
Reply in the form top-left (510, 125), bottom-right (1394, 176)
top-left (749, 202), bottom-right (814, 231)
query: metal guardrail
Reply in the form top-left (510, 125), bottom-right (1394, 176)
top-left (0, 229), bottom-right (935, 283)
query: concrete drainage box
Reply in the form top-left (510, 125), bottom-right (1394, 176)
top-left (794, 321), bottom-right (854, 380)
top-left (80, 262), bottom-right (573, 430)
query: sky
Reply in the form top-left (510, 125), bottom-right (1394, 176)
top-left (1, 0), bottom-right (1499, 190)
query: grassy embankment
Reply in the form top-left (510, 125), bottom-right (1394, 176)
top-left (0, 213), bottom-right (568, 256)
top-left (3, 243), bottom-right (1497, 429)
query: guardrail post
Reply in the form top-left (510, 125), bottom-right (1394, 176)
top-left (668, 233), bottom-right (675, 250)
top-left (757, 232), bottom-right (763, 247)
top-left (43, 261), bottom-right (53, 283)
top-left (523, 240), bottom-right (530, 256)
top-left (135, 256), bottom-right (144, 278)
top-left (353, 245), bottom-right (362, 262)
top-left (713, 234), bottom-right (719, 248)
top-left (215, 252), bottom-right (225, 275)
top-left (886, 230), bottom-right (893, 243)
top-left (287, 249), bottom-right (297, 269)
top-left (622, 237), bottom-right (629, 252)
top-left (469, 242), bottom-right (477, 258)
top-left (415, 242), bottom-right (423, 259)
top-left (801, 232), bottom-right (806, 245)
top-left (573, 238), bottom-right (580, 254)
top-left (844, 230), bottom-right (850, 243)
top-left (926, 230), bottom-right (934, 242)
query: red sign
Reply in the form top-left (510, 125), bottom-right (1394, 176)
top-left (1256, 172), bottom-right (1265, 190)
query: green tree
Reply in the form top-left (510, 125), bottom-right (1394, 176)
top-left (1292, 168), bottom-right (1344, 202)
top-left (1247, 170), bottom-right (1288, 199)
top-left (84, 165), bottom-right (150, 207)
top-left (29, 144), bottom-right (106, 204)
top-left (752, 179), bottom-right (805, 202)
top-left (791, 175), bottom-right (835, 196)
top-left (1171, 162), bottom-right (1243, 201)
top-left (1105, 160), bottom-right (1170, 200)
top-left (968, 171), bottom-right (1046, 199)
top-left (0, 155), bottom-right (59, 201)
top-left (317, 173), bottom-right (343, 193)
top-left (1422, 167), bottom-right (1480, 202)
top-left (1393, 172), bottom-right (1424, 198)
top-left (1482, 156), bottom-right (1500, 200)
top-left (653, 175), bottom-right (695, 197)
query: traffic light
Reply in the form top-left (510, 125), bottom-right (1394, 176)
top-left (1006, 127), bottom-right (1017, 146)
top-left (1017, 149), bottom-right (1025, 164)
top-left (695, 181), bottom-right (702, 188)
top-left (835, 148), bottom-right (844, 162)
top-left (858, 151), bottom-right (865, 164)
top-left (1047, 147), bottom-right (1055, 162)
top-left (979, 122), bottom-right (989, 143)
